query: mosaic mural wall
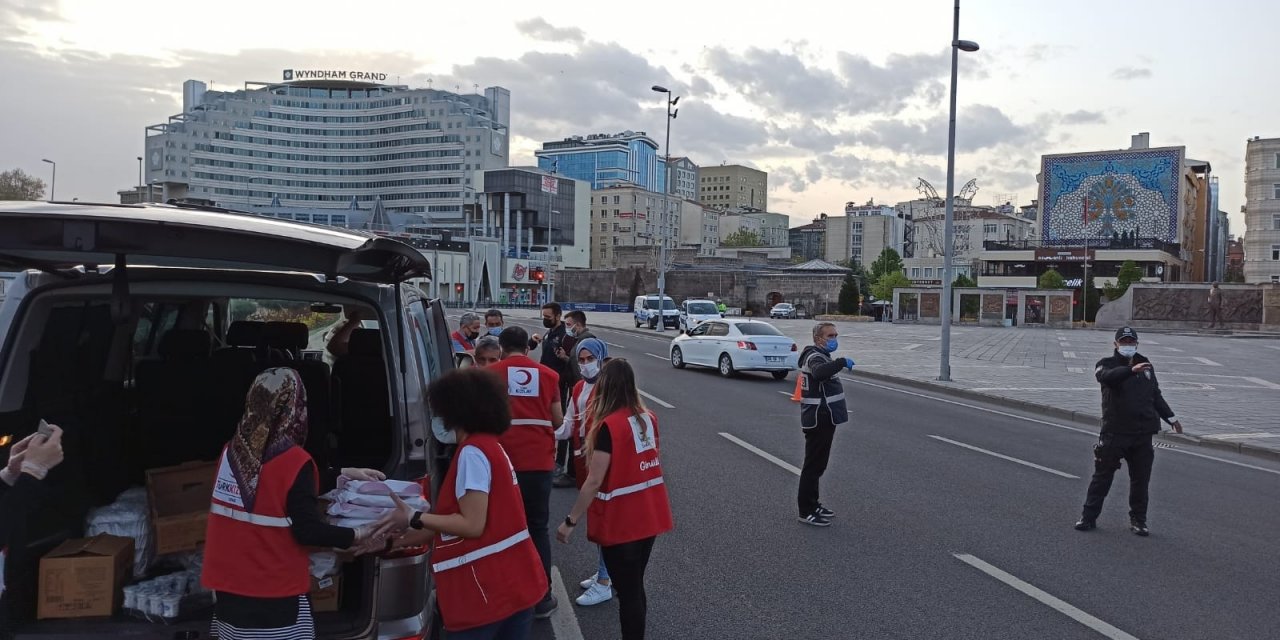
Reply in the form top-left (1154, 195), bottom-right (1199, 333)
top-left (1040, 148), bottom-right (1182, 244)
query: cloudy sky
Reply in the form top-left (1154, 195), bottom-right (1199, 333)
top-left (0, 0), bottom-right (1271, 233)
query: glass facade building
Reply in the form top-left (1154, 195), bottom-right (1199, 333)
top-left (536, 131), bottom-right (666, 193)
top-left (481, 168), bottom-right (579, 251)
top-left (145, 77), bottom-right (511, 229)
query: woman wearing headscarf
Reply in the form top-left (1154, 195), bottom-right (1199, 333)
top-left (555, 359), bottom-right (673, 640)
top-left (202, 368), bottom-right (386, 640)
top-left (554, 338), bottom-right (615, 607)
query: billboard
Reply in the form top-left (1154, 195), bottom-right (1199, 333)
top-left (1040, 148), bottom-right (1182, 244)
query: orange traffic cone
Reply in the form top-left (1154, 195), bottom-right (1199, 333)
top-left (789, 376), bottom-right (803, 402)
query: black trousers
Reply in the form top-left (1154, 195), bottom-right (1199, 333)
top-left (798, 410), bottom-right (837, 516)
top-left (1082, 433), bottom-right (1155, 523)
top-left (515, 471), bottom-right (552, 591)
top-left (601, 536), bottom-right (656, 640)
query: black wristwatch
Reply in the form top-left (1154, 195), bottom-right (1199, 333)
top-left (564, 515), bottom-right (577, 527)
top-left (410, 511), bottom-right (425, 530)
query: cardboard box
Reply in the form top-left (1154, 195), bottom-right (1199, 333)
top-left (146, 460), bottom-right (216, 555)
top-left (38, 535), bottom-right (134, 619)
top-left (309, 573), bottom-right (343, 613)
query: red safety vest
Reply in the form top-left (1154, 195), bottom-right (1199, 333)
top-left (568, 380), bottom-right (595, 488)
top-left (587, 409), bottom-right (674, 547)
top-left (432, 434), bottom-right (547, 631)
top-left (492, 354), bottom-right (560, 472)
top-left (202, 445), bottom-right (313, 597)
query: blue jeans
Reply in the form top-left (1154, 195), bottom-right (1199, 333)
top-left (447, 608), bottom-right (533, 640)
top-left (597, 546), bottom-right (612, 582)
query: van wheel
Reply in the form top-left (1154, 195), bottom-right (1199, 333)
top-left (671, 347), bottom-right (686, 369)
top-left (649, 317), bottom-right (658, 330)
top-left (635, 318), bottom-right (641, 328)
top-left (718, 354), bottom-right (736, 378)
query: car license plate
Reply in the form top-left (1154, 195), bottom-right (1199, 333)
top-left (766, 356), bottom-right (785, 363)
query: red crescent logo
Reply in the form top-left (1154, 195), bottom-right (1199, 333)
top-left (516, 370), bottom-right (533, 385)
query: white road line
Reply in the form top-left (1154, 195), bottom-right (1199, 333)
top-left (605, 341), bottom-right (626, 349)
top-left (1243, 376), bottom-right (1280, 390)
top-left (928, 435), bottom-right (1079, 478)
top-left (1165, 447), bottom-right (1280, 476)
top-left (644, 352), bottom-right (668, 361)
top-left (842, 377), bottom-right (1096, 436)
top-left (639, 389), bottom-right (675, 409)
top-left (778, 391), bottom-right (794, 397)
top-left (1067, 367), bottom-right (1086, 374)
top-left (719, 432), bottom-right (801, 476)
top-left (1192, 357), bottom-right (1222, 366)
top-left (1063, 351), bottom-right (1077, 359)
top-left (1266, 345), bottom-right (1280, 351)
top-left (953, 554), bottom-right (1141, 640)
top-left (903, 343), bottom-right (923, 351)
top-left (1162, 347), bottom-right (1184, 352)
top-left (1209, 433), bottom-right (1279, 439)
top-left (548, 566), bottom-right (586, 640)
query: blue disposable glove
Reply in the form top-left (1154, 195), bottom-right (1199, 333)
top-left (844, 358), bottom-right (856, 370)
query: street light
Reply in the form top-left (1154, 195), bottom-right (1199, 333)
top-left (41, 159), bottom-right (56, 201)
top-left (136, 156), bottom-right (143, 202)
top-left (938, 0), bottom-right (980, 382)
top-left (652, 84), bottom-right (679, 332)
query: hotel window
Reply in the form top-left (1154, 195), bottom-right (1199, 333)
top-left (1272, 245), bottom-right (1280, 261)
top-left (1274, 214), bottom-right (1280, 230)
top-left (1274, 184), bottom-right (1280, 199)
top-left (1275, 153), bottom-right (1280, 169)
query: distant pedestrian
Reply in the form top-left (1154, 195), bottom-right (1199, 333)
top-left (796, 322), bottom-right (855, 527)
top-left (556, 358), bottom-right (673, 640)
top-left (1206, 283), bottom-right (1223, 328)
top-left (1075, 327), bottom-right (1182, 537)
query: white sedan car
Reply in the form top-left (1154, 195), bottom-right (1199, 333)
top-left (669, 318), bottom-right (798, 379)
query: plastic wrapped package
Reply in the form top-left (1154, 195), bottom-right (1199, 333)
top-left (309, 552), bottom-right (339, 579)
top-left (334, 477), bottom-right (423, 497)
top-left (85, 487), bottom-right (153, 578)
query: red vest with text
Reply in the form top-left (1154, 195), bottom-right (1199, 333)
top-left (202, 445), bottom-right (313, 597)
top-left (493, 354), bottom-right (560, 472)
top-left (569, 380), bottom-right (595, 488)
top-left (587, 409), bottom-right (674, 547)
top-left (432, 434), bottom-right (547, 631)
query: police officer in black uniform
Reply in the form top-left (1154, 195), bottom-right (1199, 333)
top-left (1075, 326), bottom-right (1183, 536)
top-left (796, 322), bottom-right (855, 527)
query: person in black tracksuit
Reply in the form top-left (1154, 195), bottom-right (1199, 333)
top-left (1075, 326), bottom-right (1183, 537)
top-left (796, 322), bottom-right (854, 527)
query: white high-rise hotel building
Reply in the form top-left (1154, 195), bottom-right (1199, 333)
top-left (145, 73), bottom-right (510, 229)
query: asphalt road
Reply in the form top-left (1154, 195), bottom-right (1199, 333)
top-left (480, 316), bottom-right (1280, 640)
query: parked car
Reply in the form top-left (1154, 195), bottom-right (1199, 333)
top-left (770, 302), bottom-right (797, 319)
top-left (0, 201), bottom-right (452, 640)
top-left (634, 294), bottom-right (679, 329)
top-left (679, 299), bottom-right (722, 333)
top-left (668, 318), bottom-right (797, 379)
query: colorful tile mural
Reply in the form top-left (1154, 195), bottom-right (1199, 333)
top-left (1039, 148), bottom-right (1182, 244)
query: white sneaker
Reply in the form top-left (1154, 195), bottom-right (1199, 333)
top-left (575, 582), bottom-right (613, 607)
top-left (578, 573), bottom-right (598, 590)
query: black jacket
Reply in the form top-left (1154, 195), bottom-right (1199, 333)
top-left (798, 346), bottom-right (850, 428)
top-left (1095, 351), bottom-right (1175, 435)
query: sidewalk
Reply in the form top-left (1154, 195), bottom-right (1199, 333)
top-left (495, 309), bottom-right (1280, 459)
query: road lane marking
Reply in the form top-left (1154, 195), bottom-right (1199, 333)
top-left (903, 343), bottom-right (922, 351)
top-left (605, 341), bottom-right (626, 349)
top-left (639, 389), bottom-right (675, 409)
top-left (1165, 447), bottom-right (1280, 476)
top-left (548, 566), bottom-right (586, 640)
top-left (1243, 376), bottom-right (1280, 390)
top-left (841, 377), bottom-right (1096, 436)
top-left (1191, 357), bottom-right (1222, 366)
top-left (1063, 351), bottom-right (1077, 359)
top-left (719, 432), bottom-right (801, 476)
top-left (1067, 367), bottom-right (1086, 374)
top-left (644, 352), bottom-right (669, 361)
top-left (928, 436), bottom-right (1079, 478)
top-left (954, 554), bottom-right (1141, 640)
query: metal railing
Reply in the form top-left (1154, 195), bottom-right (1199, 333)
top-left (983, 237), bottom-right (1181, 254)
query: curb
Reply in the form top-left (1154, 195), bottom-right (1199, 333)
top-left (468, 309), bottom-right (1280, 465)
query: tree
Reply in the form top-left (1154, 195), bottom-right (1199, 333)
top-left (837, 273), bottom-right (861, 314)
top-left (1038, 268), bottom-right (1066, 289)
top-left (952, 274), bottom-right (977, 288)
top-left (952, 274), bottom-right (979, 317)
top-left (872, 272), bottom-right (912, 302)
top-left (1075, 273), bottom-right (1101, 322)
top-left (1103, 260), bottom-right (1145, 300)
top-left (721, 229), bottom-right (763, 248)
top-left (0, 168), bottom-right (46, 201)
top-left (868, 248), bottom-right (905, 283)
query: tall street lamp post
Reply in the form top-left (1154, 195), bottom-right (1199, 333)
top-left (41, 159), bottom-right (56, 201)
top-left (938, 0), bottom-right (980, 382)
top-left (651, 84), bottom-right (679, 332)
top-left (136, 156), bottom-right (143, 202)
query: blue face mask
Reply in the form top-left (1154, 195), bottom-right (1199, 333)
top-left (487, 327), bottom-right (502, 337)
top-left (825, 338), bottom-right (839, 352)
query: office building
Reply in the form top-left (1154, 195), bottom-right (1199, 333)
top-left (719, 210), bottom-right (789, 248)
top-left (699, 164), bottom-right (767, 211)
top-left (475, 167), bottom-right (591, 269)
top-left (825, 206), bottom-right (909, 271)
top-left (144, 73), bottom-right (511, 230)
top-left (678, 201), bottom-right (719, 257)
top-left (789, 215), bottom-right (828, 262)
top-left (590, 184), bottom-right (680, 268)
top-left (1243, 136), bottom-right (1280, 283)
top-left (535, 131), bottom-right (665, 192)
top-left (667, 157), bottom-right (700, 201)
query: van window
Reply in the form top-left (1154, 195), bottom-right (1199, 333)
top-left (645, 299), bottom-right (676, 310)
top-left (687, 302), bottom-right (717, 315)
top-left (133, 303), bottom-right (180, 357)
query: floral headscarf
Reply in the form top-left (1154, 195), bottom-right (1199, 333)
top-left (228, 367), bottom-right (309, 512)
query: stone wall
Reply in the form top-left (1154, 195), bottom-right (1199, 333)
top-left (556, 267), bottom-right (843, 315)
top-left (1095, 283), bottom-right (1271, 330)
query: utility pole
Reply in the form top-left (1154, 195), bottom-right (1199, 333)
top-left (651, 85), bottom-right (679, 332)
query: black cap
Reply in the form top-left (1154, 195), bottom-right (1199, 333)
top-left (1115, 326), bottom-right (1138, 342)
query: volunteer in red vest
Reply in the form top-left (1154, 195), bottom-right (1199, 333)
top-left (556, 358), bottom-right (674, 640)
top-left (202, 368), bottom-right (389, 640)
top-left (555, 338), bottom-right (615, 607)
top-left (492, 326), bottom-right (564, 618)
top-left (451, 312), bottom-right (482, 353)
top-left (385, 367), bottom-right (547, 638)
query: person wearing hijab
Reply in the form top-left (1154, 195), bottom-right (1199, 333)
top-left (202, 368), bottom-right (390, 640)
top-left (554, 338), bottom-right (614, 606)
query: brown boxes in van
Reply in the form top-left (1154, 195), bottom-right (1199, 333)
top-left (146, 460), bottom-right (217, 555)
top-left (38, 535), bottom-right (134, 619)
top-left (309, 573), bottom-right (343, 612)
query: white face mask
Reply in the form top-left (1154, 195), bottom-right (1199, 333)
top-left (580, 361), bottom-right (600, 379)
top-left (1117, 345), bottom-right (1138, 357)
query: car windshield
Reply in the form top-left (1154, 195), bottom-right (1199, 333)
top-left (688, 303), bottom-right (717, 314)
top-left (774, 304), bottom-right (793, 310)
top-left (645, 299), bottom-right (677, 310)
top-left (736, 323), bottom-right (783, 336)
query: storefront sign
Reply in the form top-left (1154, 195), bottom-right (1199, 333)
top-left (1035, 248), bottom-right (1094, 262)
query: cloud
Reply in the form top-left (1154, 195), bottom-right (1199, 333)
top-left (514, 17), bottom-right (585, 44)
top-left (857, 105), bottom-right (1044, 157)
top-left (1111, 67), bottom-right (1152, 80)
top-left (1061, 110), bottom-right (1107, 125)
